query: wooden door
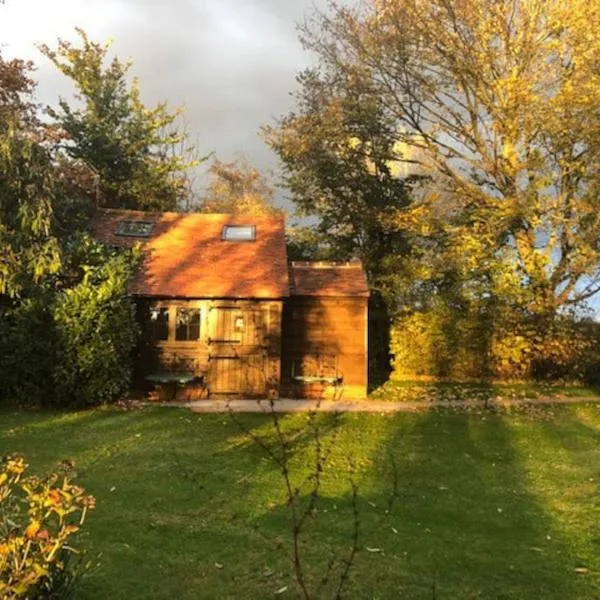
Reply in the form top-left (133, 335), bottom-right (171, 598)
top-left (208, 306), bottom-right (266, 395)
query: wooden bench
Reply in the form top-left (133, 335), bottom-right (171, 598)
top-left (146, 353), bottom-right (208, 401)
top-left (145, 372), bottom-right (202, 401)
top-left (291, 353), bottom-right (344, 399)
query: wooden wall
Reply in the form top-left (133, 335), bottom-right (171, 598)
top-left (281, 297), bottom-right (368, 399)
top-left (136, 298), bottom-right (282, 398)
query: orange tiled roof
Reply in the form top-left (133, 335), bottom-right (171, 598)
top-left (91, 209), bottom-right (290, 298)
top-left (289, 261), bottom-right (370, 297)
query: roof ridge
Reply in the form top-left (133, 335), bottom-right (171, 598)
top-left (98, 207), bottom-right (285, 221)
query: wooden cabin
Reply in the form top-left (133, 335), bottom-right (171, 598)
top-left (92, 209), bottom-right (369, 399)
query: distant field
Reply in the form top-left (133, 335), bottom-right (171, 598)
top-left (1, 404), bottom-right (600, 599)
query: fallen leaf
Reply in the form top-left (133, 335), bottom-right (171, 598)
top-left (214, 563), bottom-right (223, 569)
top-left (274, 586), bottom-right (288, 595)
top-left (365, 546), bottom-right (382, 553)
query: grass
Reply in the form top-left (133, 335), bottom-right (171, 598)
top-left (369, 379), bottom-right (600, 403)
top-left (1, 404), bottom-right (600, 598)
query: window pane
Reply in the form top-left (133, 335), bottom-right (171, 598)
top-left (234, 315), bottom-right (245, 332)
top-left (116, 220), bottom-right (154, 237)
top-left (222, 225), bottom-right (255, 241)
top-left (150, 307), bottom-right (169, 341)
top-left (176, 308), bottom-right (201, 341)
top-left (189, 310), bottom-right (201, 340)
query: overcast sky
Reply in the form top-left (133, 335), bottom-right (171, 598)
top-left (0, 0), bottom-right (334, 204)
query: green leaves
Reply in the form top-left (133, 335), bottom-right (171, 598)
top-left (50, 238), bottom-right (140, 407)
top-left (0, 236), bottom-right (140, 407)
top-left (40, 29), bottom-right (202, 212)
top-left (0, 119), bottom-right (61, 298)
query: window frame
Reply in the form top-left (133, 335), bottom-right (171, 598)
top-left (115, 220), bottom-right (155, 238)
top-left (175, 307), bottom-right (202, 342)
top-left (149, 306), bottom-right (170, 342)
top-left (221, 225), bottom-right (256, 242)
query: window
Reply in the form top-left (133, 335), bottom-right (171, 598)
top-left (115, 220), bottom-right (154, 237)
top-left (176, 308), bottom-right (201, 341)
top-left (222, 225), bottom-right (256, 241)
top-left (150, 307), bottom-right (169, 341)
top-left (234, 315), bottom-right (245, 332)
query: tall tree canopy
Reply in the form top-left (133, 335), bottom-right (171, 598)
top-left (0, 42), bottom-right (140, 406)
top-left (0, 52), bottom-right (60, 297)
top-left (0, 53), bottom-right (37, 126)
top-left (40, 29), bottom-right (201, 212)
top-left (264, 66), bottom-right (415, 303)
top-left (199, 156), bottom-right (282, 215)
top-left (285, 0), bottom-right (600, 317)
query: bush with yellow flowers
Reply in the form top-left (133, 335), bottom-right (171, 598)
top-left (0, 455), bottom-right (95, 599)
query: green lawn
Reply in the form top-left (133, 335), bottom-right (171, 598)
top-left (369, 380), bottom-right (600, 403)
top-left (1, 405), bottom-right (600, 599)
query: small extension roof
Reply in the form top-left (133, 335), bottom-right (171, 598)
top-left (289, 261), bottom-right (370, 298)
top-left (91, 209), bottom-right (289, 299)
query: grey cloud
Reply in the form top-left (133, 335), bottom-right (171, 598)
top-left (4, 0), bottom-right (340, 205)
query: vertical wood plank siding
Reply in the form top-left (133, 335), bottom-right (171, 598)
top-left (281, 297), bottom-right (368, 399)
top-left (137, 299), bottom-right (283, 397)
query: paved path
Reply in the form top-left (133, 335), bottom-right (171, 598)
top-left (144, 396), bottom-right (600, 413)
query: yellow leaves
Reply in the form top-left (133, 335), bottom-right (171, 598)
top-left (24, 520), bottom-right (40, 540)
top-left (5, 456), bottom-right (27, 477)
top-left (1, 456), bottom-right (95, 598)
top-left (393, 203), bottom-right (437, 236)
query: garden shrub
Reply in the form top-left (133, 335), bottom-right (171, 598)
top-left (390, 300), bottom-right (491, 380)
top-left (0, 455), bottom-right (96, 599)
top-left (51, 241), bottom-right (140, 407)
top-left (0, 235), bottom-right (140, 408)
top-left (391, 305), bottom-right (600, 384)
top-left (0, 294), bottom-right (56, 404)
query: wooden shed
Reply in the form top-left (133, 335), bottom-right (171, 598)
top-left (282, 262), bottom-right (370, 399)
top-left (92, 209), bottom-right (369, 399)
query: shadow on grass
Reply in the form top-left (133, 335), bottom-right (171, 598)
top-left (360, 409), bottom-right (599, 599)
top-left (248, 409), bottom-right (600, 598)
top-left (2, 406), bottom-right (600, 599)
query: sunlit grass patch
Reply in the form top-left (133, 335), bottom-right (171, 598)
top-left (0, 406), bottom-right (599, 598)
top-left (370, 379), bottom-right (600, 403)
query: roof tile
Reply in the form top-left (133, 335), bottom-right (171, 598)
top-left (289, 262), bottom-right (369, 297)
top-left (91, 209), bottom-right (289, 298)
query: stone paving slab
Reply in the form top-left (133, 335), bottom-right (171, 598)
top-left (143, 396), bottom-right (600, 413)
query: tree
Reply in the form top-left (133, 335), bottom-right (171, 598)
top-left (0, 53), bottom-right (60, 298)
top-left (265, 69), bottom-right (420, 380)
top-left (40, 29), bottom-right (201, 212)
top-left (199, 155), bottom-right (282, 215)
top-left (0, 52), bottom-right (37, 126)
top-left (263, 67), bottom-right (416, 308)
top-left (0, 46), bottom-right (140, 406)
top-left (297, 0), bottom-right (600, 318)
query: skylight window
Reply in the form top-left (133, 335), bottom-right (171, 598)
top-left (222, 225), bottom-right (256, 241)
top-left (115, 220), bottom-right (154, 237)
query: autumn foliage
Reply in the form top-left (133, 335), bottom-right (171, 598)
top-left (269, 0), bottom-right (600, 382)
top-left (0, 456), bottom-right (95, 599)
